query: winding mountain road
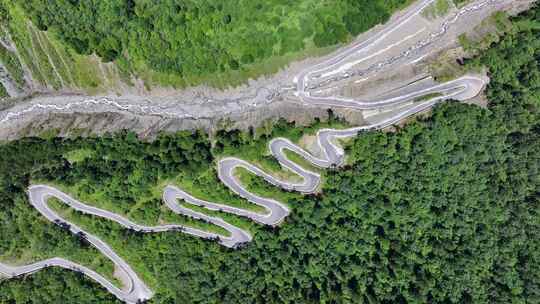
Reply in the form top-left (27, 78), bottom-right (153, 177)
top-left (0, 0), bottom-right (494, 303)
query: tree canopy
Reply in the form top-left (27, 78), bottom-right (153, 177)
top-left (17, 0), bottom-right (409, 85)
top-left (0, 4), bottom-right (539, 304)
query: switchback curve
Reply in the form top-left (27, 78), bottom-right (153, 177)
top-left (0, 0), bottom-right (494, 302)
top-left (0, 73), bottom-right (485, 303)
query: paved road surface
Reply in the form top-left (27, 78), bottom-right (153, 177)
top-left (0, 73), bottom-right (485, 303)
top-left (0, 0), bottom-right (492, 302)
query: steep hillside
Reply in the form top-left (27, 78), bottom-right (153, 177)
top-left (1, 0), bottom-right (413, 100)
top-left (0, 4), bottom-right (538, 302)
top-left (0, 1), bottom-right (134, 100)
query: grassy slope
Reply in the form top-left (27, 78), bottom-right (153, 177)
top-left (0, 1), bottom-right (127, 95)
top-left (4, 0), bottom-right (415, 93)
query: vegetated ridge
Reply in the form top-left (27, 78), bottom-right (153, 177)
top-left (0, 4), bottom-right (538, 303)
top-left (0, 0), bottom-right (411, 98)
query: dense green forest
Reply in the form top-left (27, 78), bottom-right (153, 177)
top-left (1, 5), bottom-right (539, 304)
top-left (16, 0), bottom-right (410, 87)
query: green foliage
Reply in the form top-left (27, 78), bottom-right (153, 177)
top-left (459, 11), bottom-right (513, 55)
top-left (0, 44), bottom-right (26, 89)
top-left (413, 92), bottom-right (443, 103)
top-left (1, 1), bottom-right (46, 87)
top-left (17, 0), bottom-right (410, 87)
top-left (453, 0), bottom-right (471, 7)
top-left (0, 268), bottom-right (118, 303)
top-left (0, 82), bottom-right (7, 98)
top-left (422, 0), bottom-right (451, 19)
top-left (0, 0), bottom-right (128, 94)
top-left (1, 5), bottom-right (539, 303)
